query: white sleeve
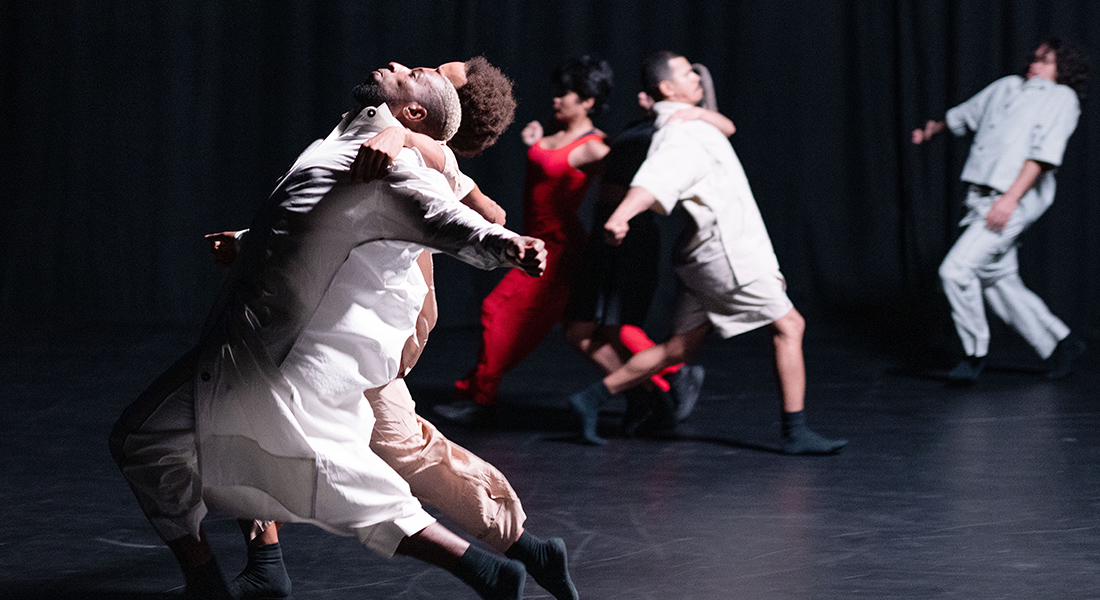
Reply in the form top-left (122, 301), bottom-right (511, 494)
top-left (438, 143), bottom-right (461, 192)
top-left (438, 144), bottom-right (477, 199)
top-left (233, 229), bottom-right (248, 251)
top-left (380, 156), bottom-right (516, 271)
top-left (453, 171), bottom-right (476, 201)
top-left (945, 77), bottom-right (1009, 136)
top-left (630, 124), bottom-right (712, 213)
top-left (1027, 87), bottom-right (1080, 167)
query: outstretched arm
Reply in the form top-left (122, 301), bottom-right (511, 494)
top-left (459, 184), bottom-right (507, 225)
top-left (911, 119), bottom-right (945, 144)
top-left (505, 236), bottom-right (547, 277)
top-left (378, 159), bottom-right (545, 275)
top-left (603, 186), bottom-right (659, 246)
top-left (203, 230), bottom-right (246, 265)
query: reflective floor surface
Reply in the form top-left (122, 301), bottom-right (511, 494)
top-left (2, 320), bottom-right (1097, 599)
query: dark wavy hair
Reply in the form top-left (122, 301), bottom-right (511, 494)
top-left (449, 56), bottom-right (517, 157)
top-left (553, 55), bottom-right (614, 116)
top-left (1022, 37), bottom-right (1091, 102)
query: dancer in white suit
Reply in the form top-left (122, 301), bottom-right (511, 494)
top-left (913, 38), bottom-right (1091, 384)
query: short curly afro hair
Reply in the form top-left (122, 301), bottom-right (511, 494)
top-left (448, 56), bottom-right (517, 157)
top-left (1021, 37), bottom-right (1091, 103)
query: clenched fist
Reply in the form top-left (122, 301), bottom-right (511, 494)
top-left (507, 236), bottom-right (547, 277)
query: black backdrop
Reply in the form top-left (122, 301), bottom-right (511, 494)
top-left (3, 1), bottom-right (1099, 354)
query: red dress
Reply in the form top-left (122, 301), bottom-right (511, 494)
top-left (458, 132), bottom-right (603, 405)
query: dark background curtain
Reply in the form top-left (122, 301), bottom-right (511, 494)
top-left (3, 0), bottom-right (1098, 358)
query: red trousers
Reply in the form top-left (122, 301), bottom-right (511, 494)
top-left (459, 242), bottom-right (575, 405)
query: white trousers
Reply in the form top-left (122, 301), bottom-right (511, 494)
top-left (110, 349), bottom-right (433, 557)
top-left (938, 188), bottom-right (1069, 359)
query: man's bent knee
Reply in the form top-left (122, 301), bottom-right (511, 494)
top-left (772, 308), bottom-right (805, 340)
top-left (939, 256), bottom-right (972, 285)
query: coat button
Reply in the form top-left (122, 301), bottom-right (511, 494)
top-left (201, 372), bottom-right (211, 382)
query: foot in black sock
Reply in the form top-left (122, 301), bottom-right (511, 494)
top-left (783, 426), bottom-right (848, 455)
top-left (182, 558), bottom-right (233, 600)
top-left (569, 382), bottom-right (611, 445)
top-left (227, 542), bottom-right (291, 600)
top-left (505, 533), bottom-right (577, 600)
top-left (1046, 335), bottom-right (1086, 380)
top-left (453, 546), bottom-right (526, 600)
top-left (947, 355), bottom-right (984, 386)
top-left (781, 410), bottom-right (847, 455)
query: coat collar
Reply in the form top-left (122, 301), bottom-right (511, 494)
top-left (653, 101), bottom-right (696, 128)
top-left (332, 103), bottom-right (404, 140)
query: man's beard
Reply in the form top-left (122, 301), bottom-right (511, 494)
top-left (355, 78), bottom-right (392, 107)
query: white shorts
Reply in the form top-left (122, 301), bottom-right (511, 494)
top-left (673, 264), bottom-right (793, 338)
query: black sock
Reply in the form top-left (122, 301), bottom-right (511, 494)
top-left (781, 410), bottom-right (847, 455)
top-left (947, 355), bottom-right (985, 385)
top-left (452, 545), bottom-right (526, 600)
top-left (781, 409), bottom-right (806, 438)
top-left (505, 532), bottom-right (578, 600)
top-left (569, 382), bottom-right (613, 445)
top-left (227, 542), bottom-right (291, 600)
top-left (181, 558), bottom-right (232, 600)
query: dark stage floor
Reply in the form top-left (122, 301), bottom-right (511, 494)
top-left (2, 320), bottom-right (1098, 599)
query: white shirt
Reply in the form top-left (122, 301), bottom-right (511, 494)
top-left (631, 101), bottom-right (780, 285)
top-left (193, 104), bottom-right (517, 528)
top-left (946, 75), bottom-right (1079, 218)
top-left (282, 145), bottom-right (481, 398)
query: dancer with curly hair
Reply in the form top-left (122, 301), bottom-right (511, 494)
top-left (913, 37), bottom-right (1091, 384)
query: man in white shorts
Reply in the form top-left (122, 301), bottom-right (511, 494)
top-left (569, 51), bottom-right (846, 455)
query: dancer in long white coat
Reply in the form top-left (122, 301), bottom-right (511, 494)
top-left (111, 60), bottom-right (543, 600)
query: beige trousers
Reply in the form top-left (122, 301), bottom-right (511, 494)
top-left (365, 379), bottom-right (526, 552)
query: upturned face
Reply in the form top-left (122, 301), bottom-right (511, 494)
top-left (370, 62), bottom-right (450, 104)
top-left (1026, 45), bottom-right (1058, 82)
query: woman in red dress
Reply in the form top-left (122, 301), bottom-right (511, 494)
top-left (445, 56), bottom-right (613, 421)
